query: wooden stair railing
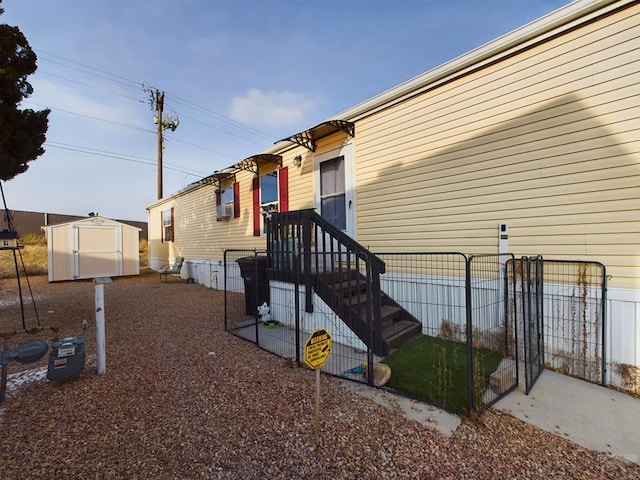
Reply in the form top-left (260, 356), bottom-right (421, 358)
top-left (266, 209), bottom-right (420, 356)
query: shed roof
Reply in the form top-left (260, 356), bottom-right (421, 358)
top-left (42, 215), bottom-right (142, 231)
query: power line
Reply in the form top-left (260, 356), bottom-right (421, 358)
top-left (176, 111), bottom-right (266, 148)
top-left (25, 101), bottom-right (153, 134)
top-left (169, 94), bottom-right (273, 141)
top-left (37, 50), bottom-right (275, 145)
top-left (38, 70), bottom-right (144, 103)
top-left (37, 50), bottom-right (141, 89)
top-left (165, 136), bottom-right (240, 161)
top-left (47, 142), bottom-right (209, 177)
top-left (47, 141), bottom-right (207, 175)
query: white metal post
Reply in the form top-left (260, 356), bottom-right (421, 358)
top-left (95, 282), bottom-right (106, 374)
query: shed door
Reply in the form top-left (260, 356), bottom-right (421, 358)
top-left (73, 225), bottom-right (122, 279)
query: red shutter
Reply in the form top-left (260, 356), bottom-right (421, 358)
top-left (252, 176), bottom-right (260, 236)
top-left (170, 207), bottom-right (174, 242)
top-left (278, 167), bottom-right (289, 213)
top-left (233, 182), bottom-right (240, 218)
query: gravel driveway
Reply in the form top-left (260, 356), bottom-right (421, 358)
top-left (0, 271), bottom-right (637, 479)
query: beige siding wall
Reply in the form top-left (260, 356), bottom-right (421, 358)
top-left (354, 5), bottom-right (639, 290)
top-left (175, 177), bottom-right (261, 259)
top-left (148, 202), bottom-right (172, 265)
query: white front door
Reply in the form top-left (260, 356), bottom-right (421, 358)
top-left (313, 143), bottom-right (355, 239)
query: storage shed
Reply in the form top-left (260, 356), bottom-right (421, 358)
top-left (44, 216), bottom-right (141, 282)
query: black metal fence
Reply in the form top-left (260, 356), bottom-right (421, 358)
top-left (223, 249), bottom-right (297, 361)
top-left (224, 249), bottom-right (518, 414)
top-left (223, 250), bottom-right (609, 413)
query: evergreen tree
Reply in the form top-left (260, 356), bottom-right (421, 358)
top-left (0, 1), bottom-right (50, 181)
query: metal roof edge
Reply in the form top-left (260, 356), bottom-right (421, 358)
top-left (146, 180), bottom-right (205, 210)
top-left (41, 215), bottom-right (138, 229)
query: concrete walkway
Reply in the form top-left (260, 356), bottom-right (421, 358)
top-left (493, 369), bottom-right (640, 464)
top-left (344, 369), bottom-right (640, 465)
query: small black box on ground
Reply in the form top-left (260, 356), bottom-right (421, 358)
top-left (47, 337), bottom-right (86, 381)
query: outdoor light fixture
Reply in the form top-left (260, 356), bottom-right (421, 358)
top-left (293, 155), bottom-right (303, 167)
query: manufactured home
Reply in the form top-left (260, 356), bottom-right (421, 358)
top-left (147, 0), bottom-right (639, 396)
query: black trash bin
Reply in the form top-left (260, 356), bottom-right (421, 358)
top-left (236, 255), bottom-right (270, 316)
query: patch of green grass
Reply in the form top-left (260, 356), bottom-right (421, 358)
top-left (381, 334), bottom-right (503, 413)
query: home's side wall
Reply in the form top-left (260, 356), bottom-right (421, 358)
top-left (148, 163), bottom-right (296, 281)
top-left (147, 201), bottom-right (172, 270)
top-left (354, 4), bottom-right (639, 292)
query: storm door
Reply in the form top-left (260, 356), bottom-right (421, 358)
top-left (312, 144), bottom-right (356, 273)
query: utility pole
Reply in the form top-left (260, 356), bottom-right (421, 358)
top-left (155, 90), bottom-right (164, 200)
top-left (147, 88), bottom-right (179, 200)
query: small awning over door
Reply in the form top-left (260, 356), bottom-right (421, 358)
top-left (276, 120), bottom-right (355, 152)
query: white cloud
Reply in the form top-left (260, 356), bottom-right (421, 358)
top-left (229, 89), bottom-right (318, 129)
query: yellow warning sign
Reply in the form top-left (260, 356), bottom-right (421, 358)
top-left (304, 328), bottom-right (332, 369)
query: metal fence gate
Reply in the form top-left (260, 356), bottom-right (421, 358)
top-left (509, 257), bottom-right (607, 392)
top-left (515, 256), bottom-right (545, 394)
top-left (540, 259), bottom-right (607, 386)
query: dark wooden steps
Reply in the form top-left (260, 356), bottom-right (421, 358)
top-left (315, 270), bottom-right (422, 356)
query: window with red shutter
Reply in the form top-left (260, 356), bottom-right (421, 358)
top-left (162, 208), bottom-right (173, 242)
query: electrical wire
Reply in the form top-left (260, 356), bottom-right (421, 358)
top-left (25, 100), bottom-right (154, 134)
top-left (46, 143), bottom-right (208, 177)
top-left (38, 70), bottom-right (144, 103)
top-left (37, 50), bottom-right (141, 89)
top-left (36, 50), bottom-right (275, 146)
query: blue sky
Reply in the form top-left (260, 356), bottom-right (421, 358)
top-left (2, 0), bottom-right (568, 222)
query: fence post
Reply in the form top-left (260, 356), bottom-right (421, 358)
top-left (294, 252), bottom-right (301, 366)
top-left (506, 256), bottom-right (519, 388)
top-left (366, 255), bottom-right (375, 387)
top-left (223, 250), bottom-right (228, 331)
top-left (302, 211), bottom-right (313, 313)
top-left (600, 263), bottom-right (607, 387)
top-left (465, 256), bottom-right (475, 413)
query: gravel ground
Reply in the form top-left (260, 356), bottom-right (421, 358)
top-left (0, 271), bottom-right (638, 479)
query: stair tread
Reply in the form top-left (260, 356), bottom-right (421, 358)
top-left (331, 279), bottom-right (368, 295)
top-left (343, 293), bottom-right (370, 305)
top-left (382, 320), bottom-right (421, 338)
top-left (316, 270), bottom-right (360, 282)
top-left (380, 305), bottom-right (402, 318)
